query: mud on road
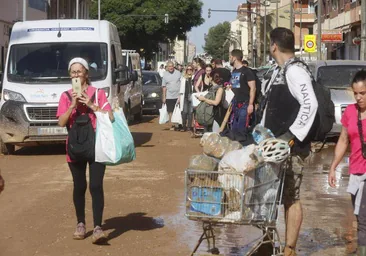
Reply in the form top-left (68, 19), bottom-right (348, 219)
top-left (0, 116), bottom-right (358, 256)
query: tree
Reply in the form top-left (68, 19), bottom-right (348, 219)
top-left (90, 0), bottom-right (204, 59)
top-left (203, 22), bottom-right (232, 61)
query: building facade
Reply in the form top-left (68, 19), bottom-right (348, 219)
top-left (314, 0), bottom-right (362, 60)
top-left (0, 0), bottom-right (48, 72)
top-left (48, 0), bottom-right (91, 19)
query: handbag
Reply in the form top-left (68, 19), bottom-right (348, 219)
top-left (357, 108), bottom-right (366, 159)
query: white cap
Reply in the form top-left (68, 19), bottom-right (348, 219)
top-left (68, 57), bottom-right (89, 71)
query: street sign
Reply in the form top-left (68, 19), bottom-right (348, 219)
top-left (321, 30), bottom-right (343, 43)
top-left (304, 35), bottom-right (317, 53)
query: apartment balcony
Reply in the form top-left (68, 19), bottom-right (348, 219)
top-left (294, 8), bottom-right (316, 23)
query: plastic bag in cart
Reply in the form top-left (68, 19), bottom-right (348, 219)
top-left (219, 144), bottom-right (263, 173)
top-left (188, 155), bottom-right (219, 172)
top-left (200, 133), bottom-right (243, 159)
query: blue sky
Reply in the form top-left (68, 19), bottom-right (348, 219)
top-left (190, 0), bottom-right (245, 53)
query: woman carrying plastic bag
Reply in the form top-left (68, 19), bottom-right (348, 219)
top-left (95, 97), bottom-right (136, 165)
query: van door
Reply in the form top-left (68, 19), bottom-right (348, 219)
top-left (130, 53), bottom-right (143, 116)
top-left (110, 44), bottom-right (125, 110)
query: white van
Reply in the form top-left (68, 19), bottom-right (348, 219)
top-left (0, 19), bottom-right (135, 154)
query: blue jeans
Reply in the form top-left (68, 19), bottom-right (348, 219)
top-left (231, 103), bottom-right (249, 133)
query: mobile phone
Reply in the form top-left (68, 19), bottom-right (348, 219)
top-left (72, 78), bottom-right (82, 96)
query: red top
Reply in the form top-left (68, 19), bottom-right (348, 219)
top-left (56, 86), bottom-right (111, 162)
top-left (342, 104), bottom-right (366, 174)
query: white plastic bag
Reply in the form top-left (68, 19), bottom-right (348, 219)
top-left (219, 145), bottom-right (260, 173)
top-left (223, 89), bottom-right (235, 109)
top-left (191, 91), bottom-right (208, 107)
top-left (159, 104), bottom-right (169, 124)
top-left (95, 108), bottom-right (136, 165)
top-left (171, 104), bottom-right (182, 124)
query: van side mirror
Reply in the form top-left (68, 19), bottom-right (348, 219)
top-left (115, 65), bottom-right (130, 85)
top-left (131, 70), bottom-right (138, 82)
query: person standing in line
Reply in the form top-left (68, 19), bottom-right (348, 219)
top-left (158, 64), bottom-right (165, 78)
top-left (229, 49), bottom-right (256, 133)
top-left (213, 59), bottom-right (231, 84)
top-left (257, 28), bottom-right (318, 256)
top-left (195, 64), bottom-right (213, 92)
top-left (242, 60), bottom-right (249, 67)
top-left (192, 58), bottom-right (206, 89)
top-left (179, 64), bottom-right (194, 132)
top-left (210, 58), bottom-right (216, 70)
top-left (57, 58), bottom-right (113, 244)
top-left (329, 71), bottom-right (366, 256)
top-left (162, 61), bottom-right (182, 130)
top-left (197, 71), bottom-right (225, 132)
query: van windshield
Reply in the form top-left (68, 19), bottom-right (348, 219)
top-left (317, 65), bottom-right (366, 88)
top-left (7, 42), bottom-right (108, 84)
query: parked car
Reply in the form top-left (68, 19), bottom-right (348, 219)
top-left (142, 71), bottom-right (162, 113)
top-left (307, 60), bottom-right (366, 136)
top-left (121, 49), bottom-right (144, 122)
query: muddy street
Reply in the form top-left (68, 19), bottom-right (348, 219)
top-left (0, 116), bottom-right (357, 256)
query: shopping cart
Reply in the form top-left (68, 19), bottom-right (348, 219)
top-left (185, 162), bottom-right (286, 256)
top-left (192, 118), bottom-right (205, 138)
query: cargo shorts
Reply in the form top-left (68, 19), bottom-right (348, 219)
top-left (282, 155), bottom-right (304, 206)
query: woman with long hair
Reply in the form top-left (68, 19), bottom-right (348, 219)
top-left (195, 64), bottom-right (213, 93)
top-left (178, 64), bottom-right (195, 132)
top-left (197, 70), bottom-right (225, 132)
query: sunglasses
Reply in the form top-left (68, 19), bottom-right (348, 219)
top-left (187, 68), bottom-right (193, 71)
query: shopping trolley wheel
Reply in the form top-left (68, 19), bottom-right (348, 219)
top-left (208, 248), bottom-right (220, 255)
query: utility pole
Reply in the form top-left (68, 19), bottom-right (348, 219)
top-left (98, 0), bottom-right (101, 20)
top-left (276, 0), bottom-right (279, 27)
top-left (361, 0), bottom-right (366, 61)
top-left (290, 0), bottom-right (293, 31)
top-left (76, 0), bottom-right (79, 19)
top-left (299, 0), bottom-right (303, 59)
top-left (317, 0), bottom-right (322, 60)
top-left (247, 2), bottom-right (254, 66)
top-left (23, 0), bottom-right (26, 21)
top-left (183, 33), bottom-right (188, 64)
top-left (256, 0), bottom-right (262, 66)
top-left (263, 3), bottom-right (267, 65)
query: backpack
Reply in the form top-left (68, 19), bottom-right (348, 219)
top-left (65, 91), bottom-right (97, 161)
top-left (284, 59), bottom-right (335, 142)
top-left (195, 87), bottom-right (219, 126)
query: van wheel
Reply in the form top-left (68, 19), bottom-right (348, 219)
top-left (125, 103), bottom-right (131, 124)
top-left (0, 140), bottom-right (15, 155)
top-left (134, 100), bottom-right (143, 122)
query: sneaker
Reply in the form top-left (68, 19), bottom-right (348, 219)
top-left (73, 222), bottom-right (86, 240)
top-left (92, 226), bottom-right (107, 244)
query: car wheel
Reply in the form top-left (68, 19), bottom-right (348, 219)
top-left (134, 98), bottom-right (143, 122)
top-left (0, 139), bottom-right (15, 155)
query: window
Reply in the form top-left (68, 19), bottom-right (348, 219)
top-left (308, 1), bottom-right (315, 13)
top-left (331, 0), bottom-right (339, 11)
top-left (7, 42), bottom-right (108, 84)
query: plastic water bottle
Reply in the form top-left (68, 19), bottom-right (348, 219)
top-left (252, 124), bottom-right (275, 144)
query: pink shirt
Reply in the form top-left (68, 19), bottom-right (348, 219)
top-left (56, 86), bottom-right (112, 162)
top-left (341, 104), bottom-right (366, 174)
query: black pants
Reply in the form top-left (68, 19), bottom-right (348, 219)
top-left (68, 161), bottom-right (106, 227)
top-left (182, 98), bottom-right (193, 129)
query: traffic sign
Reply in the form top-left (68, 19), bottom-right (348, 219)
top-left (304, 35), bottom-right (317, 53)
